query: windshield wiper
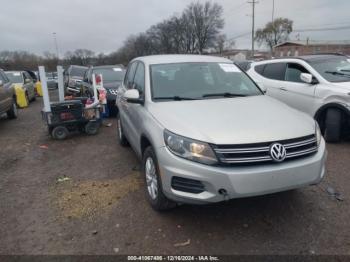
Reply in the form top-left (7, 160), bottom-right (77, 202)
top-left (202, 92), bottom-right (247, 98)
top-left (325, 71), bottom-right (350, 77)
top-left (153, 96), bottom-right (198, 101)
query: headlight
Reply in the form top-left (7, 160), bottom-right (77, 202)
top-left (315, 121), bottom-right (322, 147)
top-left (164, 130), bottom-right (218, 165)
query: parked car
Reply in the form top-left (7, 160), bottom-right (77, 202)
top-left (0, 69), bottom-right (17, 119)
top-left (64, 65), bottom-right (87, 95)
top-left (81, 65), bottom-right (125, 116)
top-left (5, 71), bottom-right (36, 103)
top-left (116, 55), bottom-right (326, 211)
top-left (46, 72), bottom-right (58, 89)
top-left (247, 54), bottom-right (350, 142)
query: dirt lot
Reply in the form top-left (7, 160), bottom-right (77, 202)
top-left (0, 91), bottom-right (350, 255)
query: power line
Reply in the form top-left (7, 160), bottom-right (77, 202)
top-left (295, 25), bottom-right (350, 32)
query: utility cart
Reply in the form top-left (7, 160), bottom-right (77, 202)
top-left (40, 66), bottom-right (102, 140)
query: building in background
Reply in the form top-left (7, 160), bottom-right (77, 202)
top-left (274, 40), bottom-right (350, 57)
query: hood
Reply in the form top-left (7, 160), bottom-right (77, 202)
top-left (331, 82), bottom-right (350, 93)
top-left (103, 81), bottom-right (122, 90)
top-left (148, 96), bottom-right (315, 145)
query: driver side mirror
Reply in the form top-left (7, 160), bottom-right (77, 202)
top-left (300, 73), bottom-right (318, 84)
top-left (123, 89), bottom-right (143, 104)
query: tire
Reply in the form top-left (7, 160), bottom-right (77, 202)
top-left (52, 126), bottom-right (69, 140)
top-left (6, 100), bottom-right (18, 119)
top-left (85, 121), bottom-right (100, 135)
top-left (116, 113), bottom-right (129, 147)
top-left (142, 146), bottom-right (176, 211)
top-left (324, 108), bottom-right (342, 143)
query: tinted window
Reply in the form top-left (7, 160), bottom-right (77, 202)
top-left (285, 63), bottom-right (309, 83)
top-left (124, 62), bottom-right (138, 89)
top-left (0, 71), bottom-right (9, 83)
top-left (150, 62), bottom-right (262, 100)
top-left (70, 67), bottom-right (87, 77)
top-left (0, 72), bottom-right (6, 82)
top-left (133, 63), bottom-right (145, 94)
top-left (254, 64), bottom-right (265, 75)
top-left (262, 63), bottom-right (286, 81)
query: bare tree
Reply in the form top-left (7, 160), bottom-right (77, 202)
top-left (255, 18), bottom-right (293, 52)
top-left (184, 1), bottom-right (224, 54)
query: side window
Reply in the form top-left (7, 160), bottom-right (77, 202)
top-left (285, 63), bottom-right (309, 83)
top-left (124, 62), bottom-right (138, 89)
top-left (254, 64), bottom-right (265, 75)
top-left (133, 63), bottom-right (145, 94)
top-left (0, 71), bottom-right (6, 82)
top-left (0, 71), bottom-right (9, 83)
top-left (262, 63), bottom-right (287, 81)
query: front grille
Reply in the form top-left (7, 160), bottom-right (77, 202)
top-left (171, 177), bottom-right (205, 194)
top-left (213, 134), bottom-right (318, 165)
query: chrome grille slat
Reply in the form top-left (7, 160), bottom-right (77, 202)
top-left (215, 147), bottom-right (269, 154)
top-left (284, 138), bottom-right (317, 149)
top-left (214, 135), bottom-right (318, 165)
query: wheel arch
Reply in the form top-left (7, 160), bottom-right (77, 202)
top-left (314, 103), bottom-right (350, 130)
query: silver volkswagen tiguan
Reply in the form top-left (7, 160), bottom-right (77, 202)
top-left (116, 55), bottom-right (327, 211)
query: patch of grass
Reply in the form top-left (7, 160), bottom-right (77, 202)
top-left (53, 173), bottom-right (142, 219)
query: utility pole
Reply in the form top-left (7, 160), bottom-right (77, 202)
top-left (272, 0), bottom-right (275, 24)
top-left (52, 32), bottom-right (59, 60)
top-left (248, 0), bottom-right (258, 59)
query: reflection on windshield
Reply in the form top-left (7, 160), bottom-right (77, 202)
top-left (310, 57), bottom-right (350, 82)
top-left (94, 68), bottom-right (125, 82)
top-left (5, 72), bottom-right (23, 83)
top-left (150, 62), bottom-right (262, 101)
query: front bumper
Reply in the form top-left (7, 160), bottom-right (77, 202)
top-left (156, 139), bottom-right (327, 204)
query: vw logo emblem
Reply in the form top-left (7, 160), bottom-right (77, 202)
top-left (270, 143), bottom-right (287, 162)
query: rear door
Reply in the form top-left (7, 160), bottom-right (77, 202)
top-left (258, 62), bottom-right (288, 100)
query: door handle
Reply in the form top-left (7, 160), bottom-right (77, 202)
top-left (279, 87), bottom-right (287, 91)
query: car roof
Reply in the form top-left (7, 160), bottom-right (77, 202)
top-left (254, 54), bottom-right (347, 65)
top-left (92, 65), bottom-right (125, 70)
top-left (134, 54), bottom-right (232, 65)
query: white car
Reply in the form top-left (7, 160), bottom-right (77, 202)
top-left (247, 54), bottom-right (350, 142)
top-left (116, 55), bottom-right (326, 211)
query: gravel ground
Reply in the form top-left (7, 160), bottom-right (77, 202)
top-left (0, 91), bottom-right (349, 255)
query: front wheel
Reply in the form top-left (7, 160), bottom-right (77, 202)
top-left (7, 100), bottom-right (18, 119)
top-left (142, 146), bottom-right (176, 211)
top-left (116, 113), bottom-right (129, 147)
top-left (324, 108), bottom-right (342, 143)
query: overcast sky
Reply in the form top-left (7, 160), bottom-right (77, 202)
top-left (0, 0), bottom-right (349, 56)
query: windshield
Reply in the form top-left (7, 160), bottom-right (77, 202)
top-left (46, 72), bottom-right (57, 79)
top-left (70, 67), bottom-right (87, 77)
top-left (150, 62), bottom-right (262, 101)
top-left (309, 56), bottom-right (350, 82)
top-left (5, 72), bottom-right (23, 83)
top-left (93, 68), bottom-right (125, 82)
